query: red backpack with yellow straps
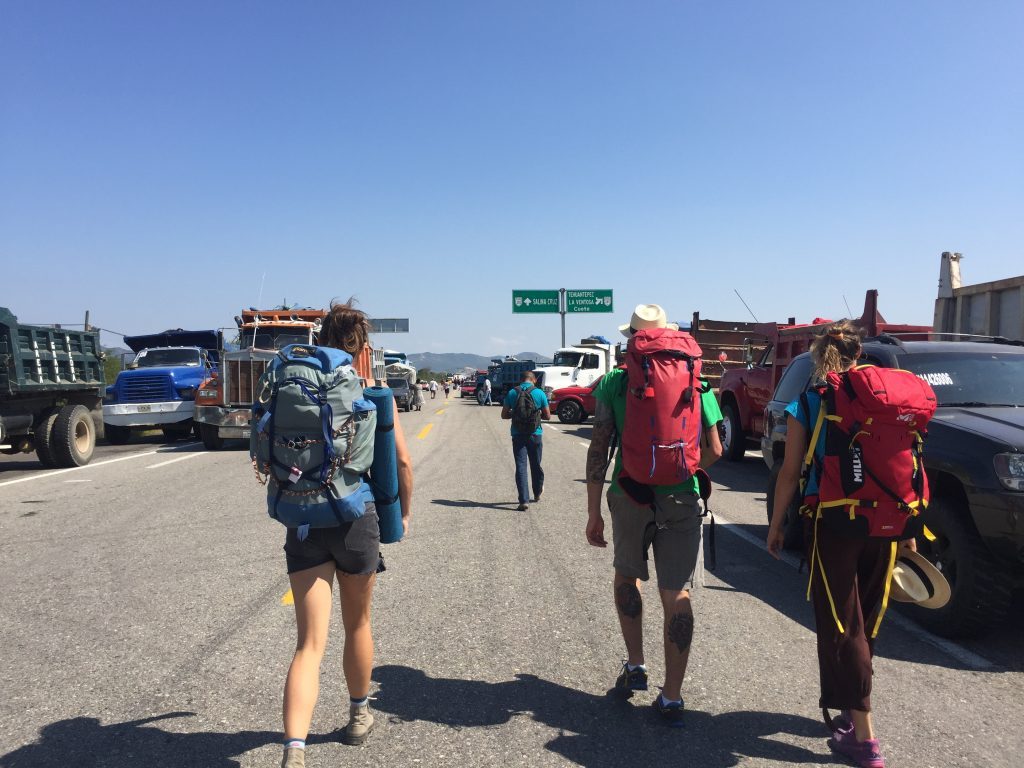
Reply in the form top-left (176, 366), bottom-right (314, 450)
top-left (802, 365), bottom-right (937, 539)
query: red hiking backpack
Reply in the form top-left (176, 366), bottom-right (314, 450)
top-left (620, 328), bottom-right (705, 489)
top-left (803, 365), bottom-right (937, 539)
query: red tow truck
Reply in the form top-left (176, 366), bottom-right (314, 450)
top-left (693, 290), bottom-right (931, 460)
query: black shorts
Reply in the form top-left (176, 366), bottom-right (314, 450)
top-left (283, 505), bottom-right (382, 575)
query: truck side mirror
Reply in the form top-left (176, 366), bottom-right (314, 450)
top-left (743, 340), bottom-right (754, 368)
top-left (127, 361), bottom-right (139, 370)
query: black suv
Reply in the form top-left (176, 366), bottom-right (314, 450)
top-left (386, 377), bottom-right (413, 413)
top-left (762, 338), bottom-right (1024, 638)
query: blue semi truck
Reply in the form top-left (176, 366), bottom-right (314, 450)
top-left (102, 329), bottom-right (222, 444)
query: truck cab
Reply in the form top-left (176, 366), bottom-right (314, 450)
top-left (102, 329), bottom-right (221, 444)
top-left (538, 337), bottom-right (614, 396)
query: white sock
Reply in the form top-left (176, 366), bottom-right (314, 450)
top-left (660, 694), bottom-right (682, 706)
top-left (350, 696), bottom-right (369, 707)
top-left (627, 663), bottom-right (646, 671)
top-left (284, 739), bottom-right (306, 750)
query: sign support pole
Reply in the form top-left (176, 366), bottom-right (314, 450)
top-left (559, 288), bottom-right (566, 348)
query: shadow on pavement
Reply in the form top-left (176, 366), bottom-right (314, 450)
top-left (372, 665), bottom-right (825, 767)
top-left (0, 713), bottom-right (275, 768)
top-left (432, 499), bottom-right (523, 511)
top-left (555, 425), bottom-right (593, 440)
top-left (705, 455), bottom-right (771, 495)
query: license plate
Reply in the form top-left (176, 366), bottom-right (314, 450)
top-left (137, 404), bottom-right (152, 413)
top-left (241, 430), bottom-right (251, 438)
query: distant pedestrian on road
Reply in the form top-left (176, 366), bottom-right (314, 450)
top-left (584, 304), bottom-right (723, 728)
top-left (444, 381), bottom-right (451, 399)
top-left (768, 321), bottom-right (917, 768)
top-left (501, 370), bottom-right (550, 511)
top-left (429, 380), bottom-right (438, 400)
top-left (278, 301), bottom-right (414, 768)
top-left (482, 377), bottom-right (492, 406)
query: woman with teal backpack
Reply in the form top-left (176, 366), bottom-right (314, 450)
top-left (278, 301), bottom-right (413, 768)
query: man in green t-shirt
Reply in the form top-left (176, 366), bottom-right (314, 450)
top-left (584, 304), bottom-right (723, 727)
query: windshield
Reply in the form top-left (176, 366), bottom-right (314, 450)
top-left (135, 349), bottom-right (202, 368)
top-left (552, 352), bottom-right (582, 367)
top-left (387, 378), bottom-right (409, 390)
top-left (239, 331), bottom-right (311, 349)
top-left (902, 352), bottom-right (1024, 407)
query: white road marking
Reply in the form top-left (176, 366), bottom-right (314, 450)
top-left (64, 479), bottom-right (93, 483)
top-left (577, 442), bottom-right (589, 448)
top-left (0, 443), bottom-right (203, 489)
top-left (712, 514), bottom-right (995, 671)
top-left (146, 452), bottom-right (207, 469)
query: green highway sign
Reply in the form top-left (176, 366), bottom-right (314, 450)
top-left (566, 289), bottom-right (614, 313)
top-left (512, 289), bottom-right (560, 313)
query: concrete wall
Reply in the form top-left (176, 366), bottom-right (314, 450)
top-left (933, 252), bottom-right (1024, 340)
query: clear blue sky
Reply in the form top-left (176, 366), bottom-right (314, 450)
top-left (2, 2), bottom-right (1021, 356)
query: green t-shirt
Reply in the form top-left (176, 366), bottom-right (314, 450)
top-left (594, 367), bottom-right (723, 495)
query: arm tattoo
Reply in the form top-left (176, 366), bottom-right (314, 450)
top-left (667, 611), bottom-right (694, 654)
top-left (615, 582), bottom-right (643, 619)
top-left (586, 402), bottom-right (615, 485)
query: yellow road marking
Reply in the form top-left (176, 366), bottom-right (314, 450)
top-left (435, 408), bottom-right (446, 415)
top-left (281, 589), bottom-right (294, 606)
top-left (417, 423), bottom-right (434, 440)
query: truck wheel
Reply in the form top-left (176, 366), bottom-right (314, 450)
top-left (766, 463), bottom-right (805, 551)
top-left (907, 494), bottom-right (1013, 638)
top-left (34, 410), bottom-right (60, 468)
top-left (105, 424), bottom-right (132, 445)
top-left (199, 423), bottom-right (224, 451)
top-left (557, 400), bottom-right (583, 424)
top-left (721, 402), bottom-right (746, 462)
top-left (52, 404), bottom-right (96, 467)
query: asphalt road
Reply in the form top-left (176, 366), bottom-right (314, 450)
top-left (1, 394), bottom-right (1021, 767)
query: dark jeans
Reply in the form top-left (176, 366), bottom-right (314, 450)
top-left (512, 434), bottom-right (544, 504)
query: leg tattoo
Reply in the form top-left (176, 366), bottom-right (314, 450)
top-left (667, 611), bottom-right (694, 654)
top-left (615, 583), bottom-right (643, 619)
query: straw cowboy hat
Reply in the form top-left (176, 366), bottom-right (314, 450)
top-left (889, 550), bottom-right (951, 609)
top-left (619, 304), bottom-right (680, 338)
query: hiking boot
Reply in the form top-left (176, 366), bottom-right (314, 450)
top-left (828, 728), bottom-right (885, 768)
top-left (341, 702), bottom-right (375, 746)
top-left (653, 694), bottom-right (685, 728)
top-left (613, 662), bottom-right (648, 696)
top-left (534, 486), bottom-right (543, 502)
top-left (281, 747), bottom-right (305, 768)
top-left (517, 503), bottom-right (529, 511)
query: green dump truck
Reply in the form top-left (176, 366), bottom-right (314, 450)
top-left (0, 307), bottom-right (105, 467)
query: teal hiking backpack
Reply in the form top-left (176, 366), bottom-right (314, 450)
top-left (250, 344), bottom-right (377, 538)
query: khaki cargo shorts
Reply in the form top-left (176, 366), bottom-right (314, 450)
top-left (607, 487), bottom-right (703, 591)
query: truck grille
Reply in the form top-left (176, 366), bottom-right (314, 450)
top-left (119, 375), bottom-right (173, 403)
top-left (227, 357), bottom-right (269, 406)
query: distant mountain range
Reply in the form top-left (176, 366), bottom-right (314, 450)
top-left (408, 352), bottom-right (552, 373)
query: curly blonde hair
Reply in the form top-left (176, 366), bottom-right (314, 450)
top-left (317, 298), bottom-right (369, 356)
top-left (810, 320), bottom-right (863, 380)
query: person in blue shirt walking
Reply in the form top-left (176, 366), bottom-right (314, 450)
top-left (501, 370), bottom-right (551, 511)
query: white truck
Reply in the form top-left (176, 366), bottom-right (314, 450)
top-left (539, 336), bottom-right (616, 395)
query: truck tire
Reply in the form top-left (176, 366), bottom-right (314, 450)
top-left (557, 400), bottom-right (584, 424)
top-left (906, 494), bottom-right (1013, 638)
top-left (199, 423), bottom-right (225, 451)
top-left (52, 404), bottom-right (96, 467)
top-left (34, 410), bottom-right (60, 468)
top-left (721, 402), bottom-right (747, 462)
top-left (766, 463), bottom-right (805, 551)
top-left (105, 424), bottom-right (132, 445)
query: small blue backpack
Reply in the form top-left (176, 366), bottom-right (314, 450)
top-left (250, 344), bottom-right (377, 538)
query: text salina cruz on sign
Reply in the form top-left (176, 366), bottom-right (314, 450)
top-left (512, 290), bottom-right (561, 313)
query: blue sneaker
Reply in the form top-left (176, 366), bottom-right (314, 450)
top-left (613, 662), bottom-right (648, 695)
top-left (653, 694), bottom-right (685, 728)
